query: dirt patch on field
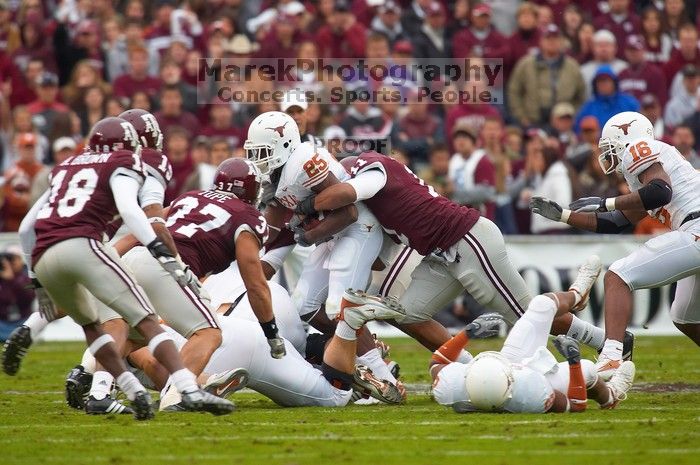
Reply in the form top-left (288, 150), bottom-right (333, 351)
top-left (633, 383), bottom-right (700, 393)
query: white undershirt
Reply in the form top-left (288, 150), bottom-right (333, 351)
top-left (110, 175), bottom-right (157, 247)
top-left (346, 169), bottom-right (387, 201)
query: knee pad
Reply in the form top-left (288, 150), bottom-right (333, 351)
top-left (321, 362), bottom-right (354, 391)
top-left (526, 295), bottom-right (558, 321)
top-left (580, 359), bottom-right (597, 388)
top-left (305, 333), bottom-right (332, 365)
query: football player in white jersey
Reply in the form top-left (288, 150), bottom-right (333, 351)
top-left (245, 111), bottom-right (395, 384)
top-left (531, 111), bottom-right (700, 378)
top-left (432, 257), bottom-right (636, 414)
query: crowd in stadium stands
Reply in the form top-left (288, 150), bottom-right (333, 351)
top-left (1, 0), bottom-right (700, 238)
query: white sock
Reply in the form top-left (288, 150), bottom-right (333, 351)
top-left (89, 371), bottom-right (114, 400)
top-left (24, 312), bottom-right (49, 340)
top-left (116, 371), bottom-right (145, 401)
top-left (600, 339), bottom-right (624, 361)
top-left (80, 349), bottom-right (97, 374)
top-left (171, 368), bottom-right (199, 394)
top-left (335, 321), bottom-right (357, 341)
top-left (456, 349), bottom-right (474, 364)
top-left (357, 348), bottom-right (396, 384)
top-left (567, 316), bottom-right (605, 350)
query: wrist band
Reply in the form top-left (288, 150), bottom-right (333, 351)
top-left (605, 198), bottom-right (616, 211)
top-left (561, 209), bottom-right (572, 223)
top-left (260, 318), bottom-right (279, 339)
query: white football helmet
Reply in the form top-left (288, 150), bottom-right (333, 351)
top-left (598, 111), bottom-right (654, 175)
top-left (464, 351), bottom-right (514, 411)
top-left (244, 111), bottom-right (301, 175)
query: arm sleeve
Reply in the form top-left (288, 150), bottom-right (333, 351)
top-left (18, 189), bottom-right (50, 275)
top-left (110, 175), bottom-right (157, 246)
top-left (345, 169), bottom-right (387, 201)
top-left (138, 175), bottom-right (165, 208)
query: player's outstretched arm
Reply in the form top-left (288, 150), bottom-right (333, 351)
top-left (530, 196), bottom-right (644, 234)
top-left (236, 231), bottom-right (285, 359)
top-left (569, 163), bottom-right (672, 214)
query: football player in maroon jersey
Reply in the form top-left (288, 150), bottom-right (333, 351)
top-left (298, 152), bottom-right (608, 356)
top-left (18, 117), bottom-right (234, 419)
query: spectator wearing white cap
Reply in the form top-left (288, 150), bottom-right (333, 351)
top-left (281, 89), bottom-right (322, 149)
top-left (370, 1), bottom-right (407, 46)
top-left (30, 136), bottom-right (76, 205)
top-left (579, 30), bottom-right (628, 98)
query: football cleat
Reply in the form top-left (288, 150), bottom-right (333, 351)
top-left (339, 289), bottom-right (406, 330)
top-left (622, 331), bottom-right (634, 361)
top-left (203, 368), bottom-right (249, 399)
top-left (553, 335), bottom-right (581, 364)
top-left (180, 389), bottom-right (236, 415)
top-left (569, 255), bottom-right (602, 312)
top-left (602, 361), bottom-right (636, 409)
top-left (595, 357), bottom-right (621, 382)
top-left (65, 365), bottom-right (94, 410)
top-left (351, 364), bottom-right (404, 405)
top-left (85, 395), bottom-right (133, 415)
top-left (131, 391), bottom-right (155, 420)
top-left (373, 334), bottom-right (391, 359)
top-left (2, 325), bottom-right (32, 376)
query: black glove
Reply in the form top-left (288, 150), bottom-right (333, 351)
top-left (296, 195), bottom-right (317, 216)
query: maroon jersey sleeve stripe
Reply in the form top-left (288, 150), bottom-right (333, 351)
top-left (461, 233), bottom-right (524, 317)
top-left (88, 239), bottom-right (154, 315)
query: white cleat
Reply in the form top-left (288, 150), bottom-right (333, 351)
top-left (596, 356), bottom-right (622, 382)
top-left (569, 255), bottom-right (602, 312)
top-left (203, 368), bottom-right (249, 399)
top-left (339, 289), bottom-right (406, 330)
top-left (603, 360), bottom-right (635, 409)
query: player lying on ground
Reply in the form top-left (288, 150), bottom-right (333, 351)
top-left (81, 289), bottom-right (407, 408)
top-left (431, 256), bottom-right (636, 413)
top-left (531, 111), bottom-right (700, 379)
top-left (16, 117), bottom-right (233, 419)
top-left (245, 111), bottom-right (398, 385)
top-left (296, 151), bottom-right (622, 358)
top-left (68, 157), bottom-right (286, 414)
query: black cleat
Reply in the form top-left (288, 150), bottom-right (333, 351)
top-left (131, 391), bottom-right (155, 421)
top-left (85, 395), bottom-right (133, 415)
top-left (2, 325), bottom-right (32, 376)
top-left (622, 331), bottom-right (634, 361)
top-left (181, 389), bottom-right (236, 415)
top-left (65, 365), bottom-right (93, 410)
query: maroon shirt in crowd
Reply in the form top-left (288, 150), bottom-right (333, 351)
top-left (112, 74), bottom-right (162, 100)
top-left (32, 150), bottom-right (145, 265)
top-left (618, 62), bottom-right (668, 106)
top-left (593, 12), bottom-right (641, 57)
top-left (154, 111), bottom-right (201, 139)
top-left (167, 189), bottom-right (268, 277)
top-left (315, 22), bottom-right (367, 59)
top-left (350, 152), bottom-right (480, 255)
top-left (452, 26), bottom-right (508, 60)
top-left (199, 125), bottom-right (245, 150)
top-left (664, 46), bottom-right (700, 82)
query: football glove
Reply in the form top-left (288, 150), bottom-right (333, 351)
top-left (32, 279), bottom-right (58, 321)
top-left (292, 226), bottom-right (313, 247)
top-left (296, 195), bottom-right (317, 216)
top-left (530, 196), bottom-right (565, 222)
top-left (465, 313), bottom-right (503, 339)
top-left (267, 337), bottom-right (286, 359)
top-left (147, 239), bottom-right (199, 296)
top-left (570, 196), bottom-right (608, 213)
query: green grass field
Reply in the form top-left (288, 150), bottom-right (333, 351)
top-left (2, 336), bottom-right (699, 465)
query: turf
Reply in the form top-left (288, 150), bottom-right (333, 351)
top-left (2, 336), bottom-right (699, 465)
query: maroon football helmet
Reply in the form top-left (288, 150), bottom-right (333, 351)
top-left (119, 109), bottom-right (164, 150)
top-left (88, 117), bottom-right (140, 153)
top-left (214, 158), bottom-right (263, 205)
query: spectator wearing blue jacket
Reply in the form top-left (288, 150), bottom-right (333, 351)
top-left (575, 65), bottom-right (640, 133)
